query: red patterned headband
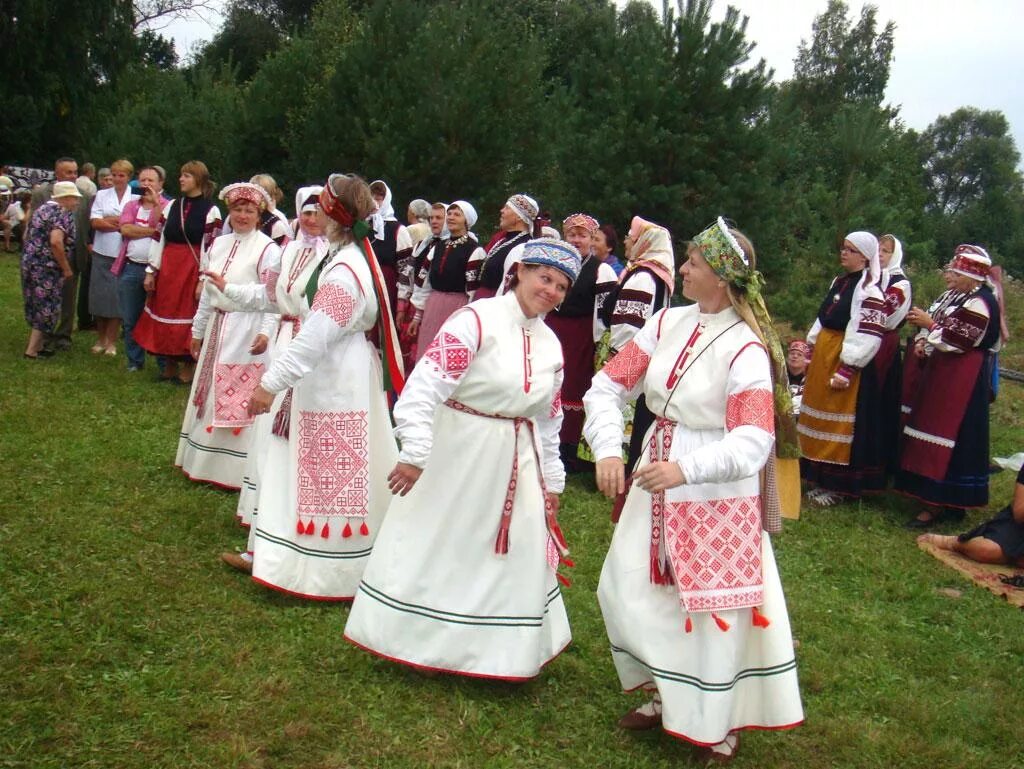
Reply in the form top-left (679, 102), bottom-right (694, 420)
top-left (319, 174), bottom-right (355, 227)
top-left (950, 253), bottom-right (990, 279)
top-left (562, 212), bottom-right (599, 233)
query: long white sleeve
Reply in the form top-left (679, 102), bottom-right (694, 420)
top-left (840, 284), bottom-right (885, 368)
top-left (583, 309), bottom-right (665, 460)
top-left (260, 267), bottom-right (367, 394)
top-left (410, 247), bottom-right (434, 311)
top-left (535, 366), bottom-right (566, 493)
top-left (608, 270), bottom-right (658, 353)
top-left (676, 344), bottom-right (775, 485)
top-left (927, 294), bottom-right (991, 353)
top-left (147, 200), bottom-right (175, 270)
top-left (883, 276), bottom-right (912, 331)
top-left (191, 284), bottom-right (213, 340)
top-left (393, 308), bottom-right (481, 467)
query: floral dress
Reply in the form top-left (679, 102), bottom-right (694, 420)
top-left (21, 201), bottom-right (76, 331)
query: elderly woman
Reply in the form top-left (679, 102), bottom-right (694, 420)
top-left (898, 245), bottom-right (1001, 528)
top-left (593, 223), bottom-right (625, 276)
top-left (89, 159), bottom-right (137, 355)
top-left (116, 165), bottom-right (170, 372)
top-left (474, 193), bottom-right (538, 301)
top-left (548, 213), bottom-right (617, 469)
top-left (345, 239), bottom-right (579, 679)
top-left (175, 182), bottom-right (281, 489)
top-left (797, 233), bottom-right (886, 506)
top-left (405, 198), bottom-right (431, 247)
top-left (584, 218), bottom-right (802, 762)
top-left (135, 161), bottom-right (222, 384)
top-left (408, 201), bottom-right (486, 357)
top-left (218, 176), bottom-right (402, 600)
top-left (21, 182), bottom-right (80, 359)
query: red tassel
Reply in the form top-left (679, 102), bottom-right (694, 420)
top-left (713, 613), bottom-right (730, 632)
top-left (752, 606), bottom-right (771, 628)
top-left (320, 521), bottom-right (329, 538)
top-left (342, 522), bottom-right (352, 538)
top-left (359, 521), bottom-right (369, 536)
top-left (557, 572), bottom-right (571, 587)
top-left (304, 520), bottom-right (315, 535)
top-left (205, 425), bottom-right (214, 433)
top-left (561, 556), bottom-right (575, 568)
top-left (685, 616), bottom-right (693, 633)
top-left (494, 527), bottom-right (509, 554)
top-left (232, 427), bottom-right (242, 436)
top-left (296, 519), bottom-right (305, 535)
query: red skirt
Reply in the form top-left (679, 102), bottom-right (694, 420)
top-left (133, 241), bottom-right (200, 356)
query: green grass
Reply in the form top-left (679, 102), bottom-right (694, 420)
top-left (2, 252), bottom-right (1023, 769)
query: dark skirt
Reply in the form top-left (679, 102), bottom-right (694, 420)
top-left (959, 505), bottom-right (1024, 559)
top-left (545, 312), bottom-right (595, 447)
top-left (894, 356), bottom-right (991, 509)
top-left (800, 359), bottom-right (886, 497)
top-left (875, 331), bottom-right (905, 476)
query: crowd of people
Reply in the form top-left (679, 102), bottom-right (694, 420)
top-left (10, 152), bottom-right (1021, 763)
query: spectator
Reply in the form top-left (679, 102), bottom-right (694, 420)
top-left (97, 168), bottom-right (113, 190)
top-left (405, 198), bottom-right (431, 247)
top-left (592, 223), bottom-right (625, 276)
top-left (3, 190), bottom-right (30, 251)
top-left (89, 159), bottom-right (136, 355)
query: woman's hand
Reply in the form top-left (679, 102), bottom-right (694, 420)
top-left (194, 281), bottom-right (203, 301)
top-left (143, 273), bottom-right (156, 292)
top-left (190, 337), bottom-right (203, 360)
top-left (203, 271), bottom-right (227, 292)
top-left (633, 460), bottom-right (685, 494)
top-left (595, 457), bottom-right (625, 499)
top-left (387, 462), bottom-right (423, 496)
top-left (249, 334), bottom-right (269, 355)
top-left (906, 306), bottom-right (933, 329)
top-left (407, 316), bottom-right (421, 338)
top-left (247, 385), bottom-right (274, 416)
top-left (61, 266), bottom-right (74, 280)
top-left (545, 492), bottom-right (560, 517)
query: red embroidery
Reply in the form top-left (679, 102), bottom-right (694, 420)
top-left (858, 296), bottom-right (886, 338)
top-left (312, 283), bottom-right (356, 327)
top-left (213, 363), bottom-right (265, 424)
top-left (603, 340), bottom-right (650, 391)
top-left (549, 388), bottom-right (562, 419)
top-left (423, 332), bottom-right (473, 381)
top-left (666, 496), bottom-right (763, 612)
top-left (725, 388), bottom-right (775, 434)
top-left (884, 285), bottom-right (905, 316)
top-left (261, 269), bottom-right (280, 304)
top-left (297, 410), bottom-right (369, 517)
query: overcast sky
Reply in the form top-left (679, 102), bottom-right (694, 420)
top-left (164, 0), bottom-right (1023, 157)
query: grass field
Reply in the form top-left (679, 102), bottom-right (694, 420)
top-left (2, 252), bottom-right (1023, 769)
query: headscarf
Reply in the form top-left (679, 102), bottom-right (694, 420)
top-left (519, 238), bottom-right (581, 285)
top-left (293, 185), bottom-right (324, 243)
top-left (369, 179), bottom-right (396, 241)
top-left (447, 200), bottom-right (478, 240)
top-left (845, 231), bottom-right (882, 325)
top-left (880, 233), bottom-right (904, 275)
top-left (506, 193), bottom-right (539, 229)
top-left (625, 216), bottom-right (675, 294)
top-left (219, 182), bottom-right (272, 210)
top-left (949, 243), bottom-right (991, 281)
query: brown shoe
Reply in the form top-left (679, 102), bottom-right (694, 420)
top-left (617, 704), bottom-right (662, 730)
top-left (220, 551), bottom-right (252, 574)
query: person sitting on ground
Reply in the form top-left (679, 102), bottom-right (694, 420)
top-left (920, 463), bottom-right (1024, 569)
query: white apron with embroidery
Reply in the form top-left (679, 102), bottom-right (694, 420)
top-left (176, 230), bottom-right (279, 489)
top-left (231, 236), bottom-right (327, 528)
top-left (344, 292), bottom-right (571, 679)
top-left (584, 305), bottom-right (804, 745)
top-left (249, 242), bottom-right (397, 599)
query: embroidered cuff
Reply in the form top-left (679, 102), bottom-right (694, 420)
top-left (835, 363), bottom-right (858, 381)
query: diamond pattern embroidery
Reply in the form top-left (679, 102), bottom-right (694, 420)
top-left (725, 388), bottom-right (775, 433)
top-left (312, 283), bottom-right (356, 327)
top-left (297, 411), bottom-right (369, 517)
top-left (214, 363), bottom-right (266, 424)
top-left (666, 496), bottom-right (763, 612)
top-left (602, 340), bottom-right (650, 390)
top-left (423, 332), bottom-right (472, 381)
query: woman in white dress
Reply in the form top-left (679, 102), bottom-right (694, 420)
top-left (218, 175), bottom-right (403, 598)
top-left (175, 182), bottom-right (281, 489)
top-left (344, 238), bottom-right (580, 680)
top-left (584, 218), bottom-right (802, 762)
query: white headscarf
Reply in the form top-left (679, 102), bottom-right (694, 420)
top-left (369, 179), bottom-right (396, 241)
top-left (293, 185), bottom-right (324, 242)
top-left (448, 200), bottom-right (478, 241)
top-left (881, 233), bottom-right (904, 275)
top-left (846, 230), bottom-right (882, 311)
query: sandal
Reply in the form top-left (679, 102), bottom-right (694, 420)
top-left (811, 491), bottom-right (843, 507)
top-left (998, 574), bottom-right (1024, 589)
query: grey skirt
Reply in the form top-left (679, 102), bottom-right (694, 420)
top-left (89, 253), bottom-right (121, 318)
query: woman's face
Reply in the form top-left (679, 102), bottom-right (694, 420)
top-left (591, 230), bottom-right (610, 259)
top-left (787, 348), bottom-right (808, 375)
top-left (563, 225), bottom-right (591, 257)
top-left (99, 173), bottom-right (113, 189)
top-left (623, 233), bottom-right (635, 261)
top-left (839, 240), bottom-right (868, 273)
top-left (111, 169), bottom-right (131, 191)
top-left (515, 264), bottom-right (570, 318)
top-left (429, 207), bottom-right (445, 236)
top-left (680, 245), bottom-right (724, 306)
top-left (950, 272), bottom-right (981, 293)
top-left (446, 206), bottom-right (467, 236)
top-left (229, 201), bottom-right (260, 233)
top-left (879, 238), bottom-right (894, 268)
top-left (56, 196), bottom-right (80, 211)
top-left (179, 171), bottom-right (198, 195)
top-left (299, 209), bottom-right (323, 238)
top-left (942, 269), bottom-right (955, 289)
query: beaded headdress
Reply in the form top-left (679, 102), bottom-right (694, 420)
top-left (562, 212), bottom-right (599, 234)
top-left (521, 238), bottom-right (581, 284)
top-left (950, 244), bottom-right (991, 279)
top-left (219, 182), bottom-right (272, 210)
top-left (506, 194), bottom-right (539, 228)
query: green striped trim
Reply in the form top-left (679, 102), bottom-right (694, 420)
top-left (180, 432), bottom-right (248, 459)
top-left (357, 580), bottom-right (554, 628)
top-left (255, 527), bottom-right (373, 559)
top-left (610, 644), bottom-right (797, 692)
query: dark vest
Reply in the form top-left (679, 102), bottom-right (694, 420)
top-left (552, 256), bottom-right (601, 318)
top-left (479, 230), bottom-right (531, 291)
top-left (429, 239), bottom-right (478, 293)
top-left (817, 270), bottom-right (862, 331)
top-left (373, 219), bottom-right (403, 269)
top-left (163, 196), bottom-right (216, 246)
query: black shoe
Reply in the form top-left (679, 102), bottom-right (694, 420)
top-left (36, 348), bottom-right (55, 358)
top-left (52, 339), bottom-right (72, 351)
